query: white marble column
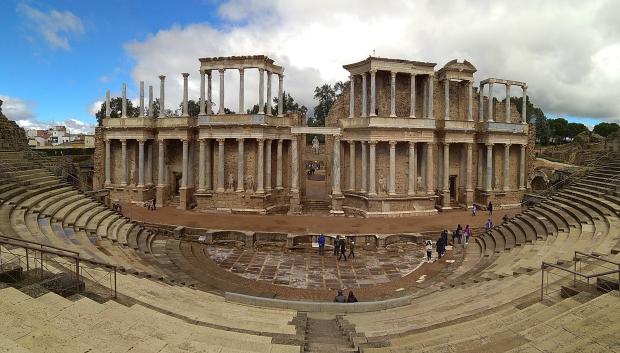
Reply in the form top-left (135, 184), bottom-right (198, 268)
top-left (466, 143), bottom-right (473, 191)
top-left (467, 81), bottom-right (473, 121)
top-left (505, 84), bottom-right (511, 123)
top-left (428, 75), bottom-right (434, 119)
top-left (238, 68), bottom-right (245, 114)
top-left (266, 71), bottom-right (272, 115)
top-left (188, 141), bottom-right (194, 187)
top-left (158, 140), bottom-right (165, 187)
top-left (423, 78), bottom-right (428, 118)
top-left (521, 85), bottom-right (527, 124)
top-left (477, 146), bottom-right (483, 189)
top-left (159, 75), bottom-right (166, 118)
top-left (146, 142), bottom-right (153, 185)
top-left (198, 139), bottom-right (206, 192)
top-left (361, 73), bottom-right (368, 117)
top-left (421, 144), bottom-right (427, 191)
top-left (488, 81), bottom-right (494, 122)
top-left (237, 138), bottom-right (245, 192)
top-left (408, 142), bottom-right (416, 195)
top-left (503, 143), bottom-right (511, 191)
top-left (207, 71), bottom-right (213, 114)
top-left (478, 83), bottom-right (484, 122)
top-left (437, 145), bottom-right (444, 190)
top-left (332, 136), bottom-right (342, 195)
top-left (443, 143), bottom-right (450, 194)
top-left (348, 141), bottom-right (355, 191)
top-left (205, 140), bottom-right (212, 191)
top-left (139, 81), bottom-right (144, 117)
top-left (349, 75), bottom-right (355, 118)
top-left (361, 141), bottom-right (367, 193)
top-left (199, 71), bottom-right (206, 115)
top-left (181, 139), bottom-right (188, 188)
top-left (278, 74), bottom-right (284, 117)
top-left (104, 139), bottom-right (111, 185)
top-left (258, 68), bottom-right (265, 114)
top-left (138, 139), bottom-right (145, 187)
top-left (389, 141), bottom-right (397, 195)
top-left (265, 140), bottom-right (272, 192)
top-left (120, 139), bottom-right (127, 186)
top-left (217, 139), bottom-right (225, 192)
top-left (256, 139), bottom-right (264, 193)
top-left (276, 139), bottom-right (283, 189)
top-left (426, 142), bottom-right (434, 194)
top-left (148, 85), bottom-right (154, 118)
top-left (368, 141), bottom-right (377, 196)
top-left (410, 74), bottom-right (416, 118)
top-left (218, 69), bottom-right (225, 115)
top-left (182, 73), bottom-right (189, 116)
top-left (105, 90), bottom-right (111, 118)
top-left (370, 70), bottom-right (377, 116)
top-left (390, 72), bottom-right (397, 117)
top-left (486, 143), bottom-right (493, 192)
top-left (291, 136), bottom-right (299, 193)
top-left (121, 83), bottom-right (127, 118)
top-left (519, 144), bottom-right (526, 190)
top-left (443, 79), bottom-right (450, 120)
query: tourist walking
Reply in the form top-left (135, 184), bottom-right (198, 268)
top-left (441, 229), bottom-right (449, 248)
top-left (347, 290), bottom-right (358, 303)
top-left (348, 239), bottom-right (355, 259)
top-left (455, 224), bottom-right (463, 244)
top-left (334, 289), bottom-right (345, 303)
top-left (488, 201), bottom-right (493, 215)
top-left (338, 238), bottom-right (347, 261)
top-left (472, 204), bottom-right (477, 216)
top-left (425, 240), bottom-right (433, 261)
top-left (333, 235), bottom-right (340, 256)
top-left (485, 218), bottom-right (494, 231)
top-left (318, 234), bottom-right (326, 256)
top-left (464, 225), bottom-right (472, 245)
top-left (436, 237), bottom-right (445, 260)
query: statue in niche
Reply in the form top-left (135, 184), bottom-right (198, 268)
top-left (378, 174), bottom-right (387, 195)
top-left (245, 174), bottom-right (255, 192)
top-left (227, 172), bottom-right (235, 192)
top-left (312, 136), bottom-right (320, 155)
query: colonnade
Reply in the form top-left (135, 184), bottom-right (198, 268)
top-left (104, 139), bottom-right (154, 187)
top-left (479, 80), bottom-right (527, 124)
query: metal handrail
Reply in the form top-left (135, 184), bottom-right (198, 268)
top-left (0, 233), bottom-right (79, 257)
top-left (540, 257), bottom-right (620, 301)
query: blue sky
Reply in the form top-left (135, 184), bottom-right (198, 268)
top-left (1, 0), bottom-right (618, 133)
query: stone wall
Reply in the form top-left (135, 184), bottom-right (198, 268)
top-left (0, 111), bottom-right (28, 151)
top-left (93, 127), bottom-right (105, 189)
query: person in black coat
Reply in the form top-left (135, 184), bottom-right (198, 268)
top-left (338, 238), bottom-right (347, 261)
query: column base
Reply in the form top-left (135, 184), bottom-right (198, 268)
top-left (156, 185), bottom-right (168, 208)
top-left (441, 190), bottom-right (451, 208)
top-left (178, 187), bottom-right (194, 210)
top-left (288, 191), bottom-right (301, 215)
top-left (275, 186), bottom-right (284, 190)
top-left (216, 188), bottom-right (225, 193)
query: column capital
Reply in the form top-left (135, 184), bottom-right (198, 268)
top-left (443, 142), bottom-right (450, 147)
top-left (238, 68), bottom-right (244, 74)
top-left (120, 139), bottom-right (127, 144)
top-left (389, 140), bottom-right (397, 147)
top-left (180, 138), bottom-right (189, 143)
top-left (277, 138), bottom-right (284, 144)
top-left (199, 138), bottom-right (207, 143)
top-left (409, 141), bottom-right (416, 148)
top-left (390, 71), bottom-right (397, 78)
top-left (505, 143), bottom-right (512, 147)
top-left (182, 72), bottom-right (189, 78)
top-left (368, 140), bottom-right (377, 145)
top-left (522, 85), bottom-right (528, 90)
top-left (369, 69), bottom-right (377, 74)
top-left (218, 68), bottom-right (225, 74)
top-left (236, 138), bottom-right (245, 142)
top-left (278, 73), bottom-right (284, 79)
top-left (520, 143), bottom-right (527, 148)
top-left (410, 72), bottom-right (417, 78)
top-left (258, 68), bottom-right (265, 73)
top-left (199, 69), bottom-right (206, 75)
top-left (206, 70), bottom-right (212, 76)
top-left (256, 138), bottom-right (265, 143)
top-left (158, 75), bottom-right (166, 80)
top-left (217, 138), bottom-right (225, 143)
top-left (137, 139), bottom-right (146, 144)
top-left (485, 143), bottom-right (494, 147)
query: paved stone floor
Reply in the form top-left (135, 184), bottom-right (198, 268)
top-left (206, 243), bottom-right (426, 290)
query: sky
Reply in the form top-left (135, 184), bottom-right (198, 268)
top-left (0, 0), bottom-right (619, 134)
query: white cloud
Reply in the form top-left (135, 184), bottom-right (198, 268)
top-left (17, 3), bottom-right (84, 50)
top-left (0, 95), bottom-right (36, 121)
top-left (121, 0), bottom-right (620, 122)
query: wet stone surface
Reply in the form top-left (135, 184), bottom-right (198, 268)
top-left (206, 243), bottom-right (426, 290)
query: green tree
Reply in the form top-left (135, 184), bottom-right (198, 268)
top-left (566, 122), bottom-right (588, 139)
top-left (312, 81), bottom-right (345, 127)
top-left (272, 91), bottom-right (307, 117)
top-left (547, 118), bottom-right (569, 143)
top-left (178, 100), bottom-right (200, 117)
top-left (512, 96), bottom-right (549, 145)
top-left (593, 122), bottom-right (620, 137)
top-left (95, 97), bottom-right (140, 126)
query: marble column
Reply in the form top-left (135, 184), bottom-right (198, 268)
top-left (276, 139), bottom-right (283, 189)
top-left (291, 136), bottom-right (299, 193)
top-left (278, 74), bottom-right (284, 116)
top-left (148, 85), bottom-right (154, 118)
top-left (426, 142), bottom-right (434, 195)
top-left (207, 71), bottom-right (213, 114)
top-left (205, 140), bottom-right (212, 191)
top-left (410, 74), bottom-right (416, 118)
top-left (423, 78), bottom-right (428, 118)
top-left (188, 141), bottom-right (194, 187)
top-left (105, 90), bottom-right (111, 118)
top-left (488, 81), bottom-right (494, 122)
top-left (467, 81), bottom-right (473, 121)
top-left (158, 140), bottom-right (165, 187)
top-left (519, 144), bottom-right (526, 190)
top-left (198, 139), bottom-right (206, 192)
top-left (258, 68), bottom-right (265, 114)
top-left (121, 83), bottom-right (127, 118)
top-left (421, 144), bottom-right (427, 191)
top-left (369, 70), bottom-right (377, 116)
top-left (238, 68), bottom-right (244, 114)
top-left (477, 146), bottom-right (483, 189)
top-left (265, 140), bottom-right (272, 192)
top-left (120, 139), bottom-right (127, 186)
top-left (217, 139), bottom-right (225, 192)
top-left (408, 142), bottom-right (416, 195)
top-left (368, 141), bottom-right (377, 196)
top-left (437, 145), bottom-right (444, 190)
top-left (139, 81), bottom-right (144, 117)
top-left (428, 75), bottom-right (434, 119)
top-left (256, 139), bottom-right (264, 193)
top-left (443, 143), bottom-right (450, 194)
top-left (349, 75), bottom-right (355, 118)
top-left (504, 144), bottom-right (511, 191)
top-left (478, 83), bottom-right (484, 122)
top-left (158, 75), bottom-right (166, 118)
top-left (266, 71), bottom-right (272, 115)
top-left (486, 143), bottom-right (493, 192)
top-left (466, 143), bottom-right (473, 191)
top-left (390, 72), bottom-right (397, 117)
top-left (389, 141), bottom-right (397, 195)
top-left (146, 143), bottom-right (153, 185)
top-left (199, 71), bottom-right (206, 115)
top-left (332, 136), bottom-right (342, 195)
top-left (443, 79), bottom-right (450, 120)
top-left (237, 138), bottom-right (245, 192)
top-left (218, 69), bottom-right (225, 115)
top-left (361, 73), bottom-right (368, 117)
top-left (361, 141), bottom-right (367, 193)
top-left (138, 139), bottom-right (145, 187)
top-left (505, 84), bottom-right (511, 123)
top-left (181, 139), bottom-right (188, 188)
top-left (182, 73), bottom-right (189, 116)
top-left (348, 141), bottom-right (356, 191)
top-left (104, 139), bottom-right (111, 185)
top-left (521, 86), bottom-right (527, 124)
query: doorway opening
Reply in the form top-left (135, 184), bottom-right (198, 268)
top-left (449, 175), bottom-right (457, 201)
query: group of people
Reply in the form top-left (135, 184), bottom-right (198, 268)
top-left (425, 223), bottom-right (474, 262)
top-left (472, 201), bottom-right (493, 217)
top-left (317, 234), bottom-right (355, 261)
top-left (333, 289), bottom-right (358, 303)
top-left (144, 199), bottom-right (156, 211)
top-left (111, 202), bottom-right (122, 213)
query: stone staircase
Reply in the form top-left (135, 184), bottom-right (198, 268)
top-left (304, 314), bottom-right (357, 353)
top-left (303, 199), bottom-right (331, 214)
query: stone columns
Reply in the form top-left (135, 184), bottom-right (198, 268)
top-left (146, 143), bottom-right (153, 185)
top-left (421, 144), bottom-right (427, 191)
top-left (120, 139), bottom-right (127, 186)
top-left (291, 136), bottom-right (299, 193)
top-left (477, 146), bottom-right (483, 189)
top-left (348, 141), bottom-right (355, 191)
top-left (426, 142), bottom-right (435, 194)
top-left (266, 71), bottom-right (272, 115)
top-left (349, 75), bottom-right (355, 118)
top-left (207, 71), bottom-right (213, 114)
top-left (427, 75), bottom-right (434, 119)
top-left (121, 83), bottom-right (127, 118)
top-left (503, 144), bottom-right (511, 191)
top-left (188, 141), bottom-right (194, 187)
top-left (361, 73), bottom-right (368, 117)
top-left (205, 140), bottom-right (212, 191)
top-left (258, 68), bottom-right (265, 114)
top-left (138, 139), bottom-right (145, 187)
top-left (361, 141), bottom-right (367, 193)
top-left (276, 139), bottom-right (283, 189)
top-left (105, 90), bottom-right (111, 118)
top-left (158, 140), bottom-right (165, 187)
top-left (217, 139), bottom-right (225, 192)
top-left (423, 78), bottom-right (428, 118)
top-left (410, 74), bottom-right (416, 118)
top-left (198, 139), bottom-right (206, 192)
top-left (369, 70), bottom-right (377, 116)
top-left (390, 72), bottom-right (397, 117)
top-left (148, 85), bottom-right (154, 117)
top-left (265, 140), bottom-right (272, 192)
top-left (443, 79), bottom-right (450, 120)
top-left (467, 81), bottom-right (473, 121)
top-left (442, 143), bottom-right (450, 205)
top-left (218, 69), bottom-right (225, 115)
top-left (104, 139), bottom-right (111, 185)
top-left (478, 83), bottom-right (484, 122)
top-left (199, 71), bottom-right (206, 115)
top-left (278, 74), bottom-right (284, 117)
top-left (368, 141), bottom-right (376, 196)
top-left (139, 81), bottom-right (144, 117)
top-left (486, 143), bottom-right (493, 192)
top-left (182, 73), bottom-right (189, 116)
top-left (505, 84), bottom-right (511, 123)
top-left (181, 139), bottom-right (189, 188)
top-left (521, 86), bottom-right (527, 124)
top-left (519, 144), bottom-right (526, 190)
top-left (408, 142), bottom-right (416, 195)
top-left (488, 81), bottom-right (494, 122)
top-left (159, 75), bottom-right (165, 118)
top-left (466, 143), bottom-right (473, 191)
top-left (332, 136), bottom-right (342, 195)
top-left (389, 141), bottom-right (397, 195)
top-left (256, 139), bottom-right (265, 193)
top-left (238, 68), bottom-right (244, 113)
top-left (237, 138), bottom-right (245, 192)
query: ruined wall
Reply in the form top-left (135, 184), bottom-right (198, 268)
top-left (93, 127), bottom-right (105, 189)
top-left (0, 111), bottom-right (28, 151)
